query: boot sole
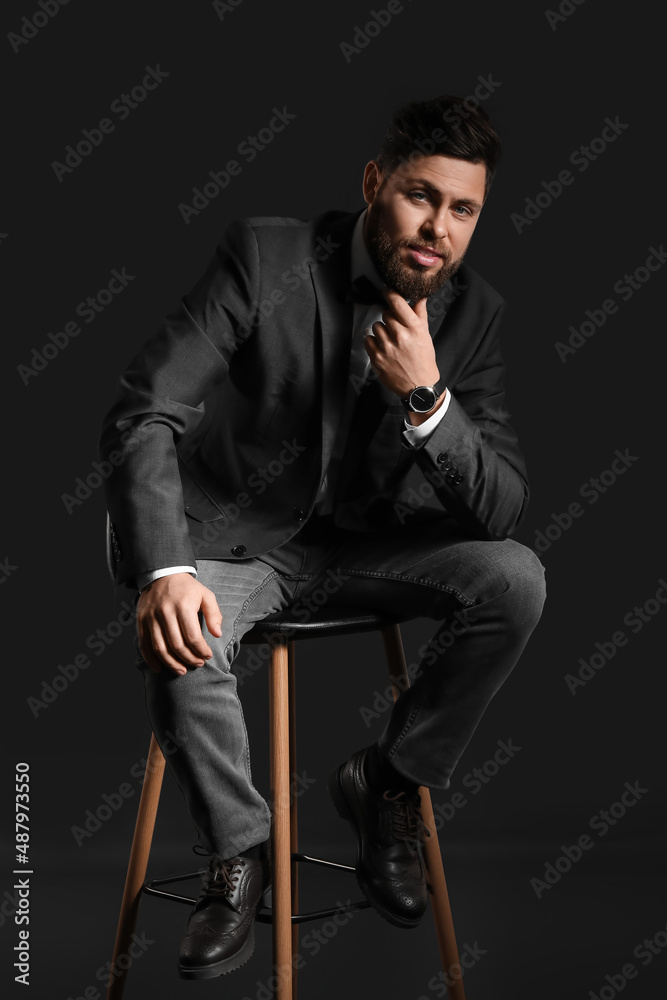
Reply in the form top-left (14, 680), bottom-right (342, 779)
top-left (327, 765), bottom-right (421, 930)
top-left (177, 926), bottom-right (255, 980)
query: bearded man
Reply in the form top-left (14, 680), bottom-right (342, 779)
top-left (100, 93), bottom-right (546, 980)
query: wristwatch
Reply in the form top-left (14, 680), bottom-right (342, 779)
top-left (401, 380), bottom-right (445, 414)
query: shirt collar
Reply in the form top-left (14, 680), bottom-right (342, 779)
top-left (350, 208), bottom-right (385, 291)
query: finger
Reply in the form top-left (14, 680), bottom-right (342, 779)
top-left (413, 297), bottom-right (429, 320)
top-left (364, 329), bottom-right (381, 357)
top-left (175, 606), bottom-right (215, 661)
top-left (137, 625), bottom-right (163, 674)
top-left (148, 617), bottom-right (194, 674)
top-left (369, 320), bottom-right (388, 340)
top-left (201, 590), bottom-right (223, 638)
top-left (158, 612), bottom-right (208, 668)
top-left (382, 288), bottom-right (416, 321)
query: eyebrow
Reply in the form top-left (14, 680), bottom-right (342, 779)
top-left (405, 176), bottom-right (483, 212)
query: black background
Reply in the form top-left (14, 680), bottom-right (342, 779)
top-left (2, 1), bottom-right (666, 998)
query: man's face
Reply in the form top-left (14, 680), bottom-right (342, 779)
top-left (362, 154), bottom-right (487, 300)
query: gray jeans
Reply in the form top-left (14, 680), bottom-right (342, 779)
top-left (136, 509), bottom-right (546, 857)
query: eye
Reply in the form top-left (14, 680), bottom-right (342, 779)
top-left (410, 190), bottom-right (429, 202)
top-left (453, 205), bottom-right (471, 217)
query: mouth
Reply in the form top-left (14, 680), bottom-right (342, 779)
top-left (407, 245), bottom-right (444, 267)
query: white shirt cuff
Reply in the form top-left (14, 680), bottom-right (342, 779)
top-left (402, 389), bottom-right (451, 448)
top-left (136, 566), bottom-right (197, 593)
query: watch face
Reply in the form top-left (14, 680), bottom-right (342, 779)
top-left (409, 386), bottom-right (437, 412)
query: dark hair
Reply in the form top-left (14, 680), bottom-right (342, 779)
top-left (376, 95), bottom-right (502, 198)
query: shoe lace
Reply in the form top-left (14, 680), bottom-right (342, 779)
top-left (383, 789), bottom-right (430, 845)
top-left (202, 856), bottom-right (246, 897)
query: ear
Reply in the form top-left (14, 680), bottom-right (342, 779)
top-left (362, 160), bottom-right (384, 206)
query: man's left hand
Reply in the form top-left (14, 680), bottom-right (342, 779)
top-left (364, 289), bottom-right (442, 400)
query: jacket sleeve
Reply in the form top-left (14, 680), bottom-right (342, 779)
top-left (406, 302), bottom-right (530, 540)
top-left (99, 219), bottom-right (260, 587)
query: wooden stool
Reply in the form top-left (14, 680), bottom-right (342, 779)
top-left (105, 609), bottom-right (466, 1000)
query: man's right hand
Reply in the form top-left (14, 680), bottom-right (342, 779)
top-left (136, 573), bottom-right (223, 675)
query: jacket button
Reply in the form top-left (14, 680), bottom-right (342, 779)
top-left (455, 474), bottom-right (464, 485)
top-left (231, 545), bottom-right (246, 557)
top-left (437, 452), bottom-right (449, 464)
top-left (293, 507), bottom-right (306, 521)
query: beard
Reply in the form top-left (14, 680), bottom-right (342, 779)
top-left (365, 207), bottom-right (467, 300)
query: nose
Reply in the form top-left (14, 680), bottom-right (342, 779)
top-left (423, 206), bottom-right (448, 243)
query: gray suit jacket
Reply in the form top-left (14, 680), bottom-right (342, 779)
top-left (99, 208), bottom-right (529, 588)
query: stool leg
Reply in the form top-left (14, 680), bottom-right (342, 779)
top-left (381, 625), bottom-right (466, 1000)
top-left (269, 637), bottom-right (293, 1000)
top-left (106, 732), bottom-right (165, 1000)
top-left (288, 641), bottom-right (299, 1000)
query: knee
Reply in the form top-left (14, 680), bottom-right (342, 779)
top-left (501, 541), bottom-right (546, 630)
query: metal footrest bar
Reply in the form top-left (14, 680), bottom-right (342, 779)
top-left (292, 852), bottom-right (356, 873)
top-left (146, 868), bottom-right (205, 887)
top-left (256, 898), bottom-right (370, 926)
top-left (141, 854), bottom-right (371, 924)
top-left (143, 884), bottom-right (199, 906)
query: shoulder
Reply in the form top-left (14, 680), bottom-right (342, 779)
top-left (455, 262), bottom-right (505, 312)
top-left (226, 209), bottom-right (357, 249)
top-left (217, 211), bottom-right (357, 287)
top-left (427, 262), bottom-right (505, 342)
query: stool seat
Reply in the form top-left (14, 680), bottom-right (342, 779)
top-left (241, 607), bottom-right (409, 641)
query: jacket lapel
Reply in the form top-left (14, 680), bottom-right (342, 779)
top-left (309, 210), bottom-right (361, 483)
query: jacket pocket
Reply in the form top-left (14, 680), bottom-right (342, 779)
top-left (178, 459), bottom-right (226, 522)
